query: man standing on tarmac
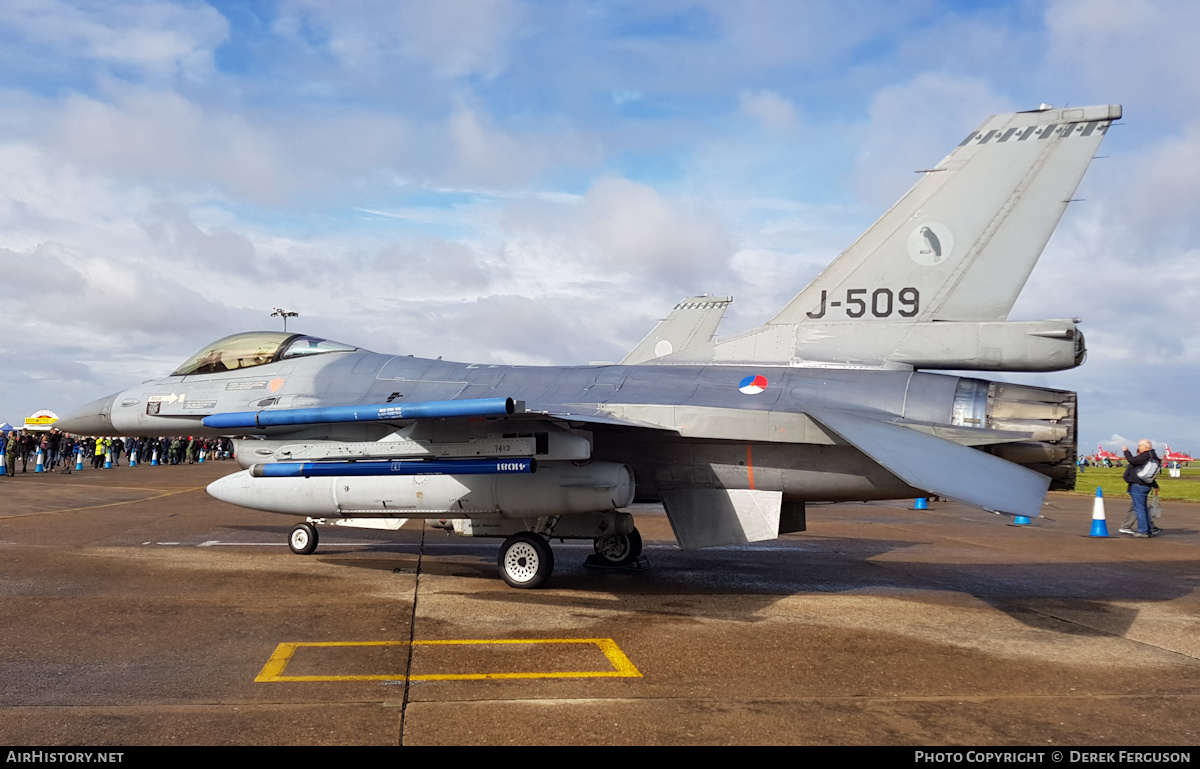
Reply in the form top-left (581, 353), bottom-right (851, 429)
top-left (4, 431), bottom-right (17, 477)
top-left (1122, 440), bottom-right (1161, 538)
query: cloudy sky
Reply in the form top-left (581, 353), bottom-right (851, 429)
top-left (1, 0), bottom-right (1197, 454)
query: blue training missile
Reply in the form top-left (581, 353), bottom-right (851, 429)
top-left (250, 457), bottom-right (535, 478)
top-left (203, 396), bottom-right (518, 429)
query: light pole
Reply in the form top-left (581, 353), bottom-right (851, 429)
top-left (271, 308), bottom-right (298, 332)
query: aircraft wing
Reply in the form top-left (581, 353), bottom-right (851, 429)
top-left (535, 406), bottom-right (675, 431)
top-left (555, 402), bottom-right (1049, 517)
top-left (557, 402), bottom-right (1033, 446)
top-left (806, 408), bottom-right (1050, 517)
top-left (567, 402), bottom-right (1047, 515)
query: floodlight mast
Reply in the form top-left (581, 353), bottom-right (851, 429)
top-left (271, 308), bottom-right (299, 332)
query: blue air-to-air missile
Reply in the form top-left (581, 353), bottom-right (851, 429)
top-left (58, 104), bottom-right (1121, 588)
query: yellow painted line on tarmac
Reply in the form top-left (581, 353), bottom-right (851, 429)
top-left (255, 638), bottom-right (643, 682)
top-left (0, 486), bottom-right (208, 519)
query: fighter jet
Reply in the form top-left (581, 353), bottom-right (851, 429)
top-left (58, 103), bottom-right (1120, 588)
top-left (1091, 443), bottom-right (1123, 464)
top-left (1163, 445), bottom-right (1193, 465)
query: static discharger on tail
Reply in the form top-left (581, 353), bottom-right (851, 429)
top-left (58, 103), bottom-right (1118, 588)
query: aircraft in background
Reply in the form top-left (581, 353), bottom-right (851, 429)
top-left (58, 103), bottom-right (1120, 588)
top-left (1163, 445), bottom-right (1193, 465)
top-left (1091, 443), bottom-right (1122, 464)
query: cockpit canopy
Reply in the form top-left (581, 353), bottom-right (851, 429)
top-left (171, 332), bottom-right (357, 376)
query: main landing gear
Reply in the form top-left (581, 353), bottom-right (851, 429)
top-left (498, 532), bottom-right (555, 588)
top-left (285, 515), bottom-right (645, 590)
top-left (495, 527), bottom-right (646, 588)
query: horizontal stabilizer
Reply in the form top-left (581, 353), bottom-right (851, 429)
top-left (809, 408), bottom-right (1050, 517)
top-left (896, 421), bottom-right (1036, 446)
top-left (660, 488), bottom-right (783, 549)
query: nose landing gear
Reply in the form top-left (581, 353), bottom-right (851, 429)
top-left (592, 529), bottom-right (643, 567)
top-left (288, 522), bottom-right (319, 555)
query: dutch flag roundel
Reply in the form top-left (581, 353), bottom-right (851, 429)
top-left (738, 374), bottom-right (768, 395)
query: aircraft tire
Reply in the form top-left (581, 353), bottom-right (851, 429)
top-left (288, 522), bottom-right (319, 555)
top-left (498, 532), bottom-right (554, 589)
top-left (593, 528), bottom-right (642, 567)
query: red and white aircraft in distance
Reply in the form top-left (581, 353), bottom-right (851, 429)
top-left (1090, 443), bottom-right (1122, 464)
top-left (1163, 445), bottom-right (1194, 464)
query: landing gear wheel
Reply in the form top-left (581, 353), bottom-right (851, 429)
top-left (288, 522), bottom-right (318, 555)
top-left (498, 532), bottom-right (554, 588)
top-left (593, 528), bottom-right (643, 567)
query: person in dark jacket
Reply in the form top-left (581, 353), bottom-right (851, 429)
top-left (1122, 440), bottom-right (1161, 537)
top-left (17, 430), bottom-right (35, 472)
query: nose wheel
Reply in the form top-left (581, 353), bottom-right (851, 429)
top-left (593, 528), bottom-right (643, 567)
top-left (288, 522), bottom-right (319, 555)
top-left (498, 532), bottom-right (554, 588)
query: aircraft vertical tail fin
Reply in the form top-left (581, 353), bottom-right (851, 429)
top-left (770, 104), bottom-right (1121, 325)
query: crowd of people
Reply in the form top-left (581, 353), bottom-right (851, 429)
top-left (2, 428), bottom-right (236, 475)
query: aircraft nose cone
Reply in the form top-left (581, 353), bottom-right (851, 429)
top-left (55, 392), bottom-right (120, 435)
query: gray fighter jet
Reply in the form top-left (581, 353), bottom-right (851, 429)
top-left (58, 103), bottom-right (1120, 588)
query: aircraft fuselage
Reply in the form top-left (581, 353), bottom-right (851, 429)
top-left (67, 347), bottom-right (1072, 507)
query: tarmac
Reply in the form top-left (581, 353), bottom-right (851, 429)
top-left (1, 461), bottom-right (1198, 746)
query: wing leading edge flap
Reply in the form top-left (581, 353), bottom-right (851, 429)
top-left (808, 408), bottom-right (1050, 517)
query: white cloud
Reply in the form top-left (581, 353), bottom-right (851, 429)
top-left (1047, 0), bottom-right (1200, 113)
top-left (0, 0), bottom-right (228, 82)
top-left (854, 73), bottom-right (1012, 207)
top-left (274, 0), bottom-right (524, 80)
top-left (582, 177), bottom-right (732, 283)
top-left (446, 106), bottom-right (548, 187)
top-left (1112, 123), bottom-right (1200, 246)
top-left (708, 1), bottom-right (921, 71)
top-left (3, 85), bottom-right (418, 205)
top-left (49, 88), bottom-right (284, 201)
top-left (738, 90), bottom-right (801, 135)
